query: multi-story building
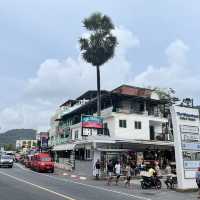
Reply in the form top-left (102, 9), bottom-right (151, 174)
top-left (49, 85), bottom-right (175, 175)
top-left (16, 139), bottom-right (37, 153)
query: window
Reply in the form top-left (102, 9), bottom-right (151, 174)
top-left (135, 121), bottom-right (142, 129)
top-left (75, 130), bottom-right (79, 139)
top-left (119, 120), bottom-right (127, 128)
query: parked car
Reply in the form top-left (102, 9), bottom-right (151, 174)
top-left (31, 153), bottom-right (54, 173)
top-left (0, 155), bottom-right (13, 168)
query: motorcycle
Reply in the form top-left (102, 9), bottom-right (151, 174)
top-left (141, 175), bottom-right (162, 189)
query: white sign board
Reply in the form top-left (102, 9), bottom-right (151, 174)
top-left (170, 105), bottom-right (200, 189)
top-left (184, 170), bottom-right (197, 179)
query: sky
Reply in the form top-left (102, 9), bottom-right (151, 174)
top-left (1, 0), bottom-right (200, 132)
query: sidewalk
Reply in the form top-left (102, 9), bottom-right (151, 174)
top-left (52, 168), bottom-right (199, 200)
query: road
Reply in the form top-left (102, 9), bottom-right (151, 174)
top-left (0, 164), bottom-right (198, 200)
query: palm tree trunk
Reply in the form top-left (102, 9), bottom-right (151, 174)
top-left (96, 65), bottom-right (101, 116)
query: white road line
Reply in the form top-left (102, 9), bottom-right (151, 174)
top-left (0, 170), bottom-right (76, 200)
top-left (14, 163), bottom-right (151, 200)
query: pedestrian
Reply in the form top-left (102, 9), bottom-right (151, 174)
top-left (125, 163), bottom-right (131, 188)
top-left (94, 159), bottom-right (101, 180)
top-left (115, 161), bottom-right (121, 185)
top-left (107, 160), bottom-right (113, 186)
top-left (196, 167), bottom-right (200, 198)
top-left (155, 162), bottom-right (161, 177)
top-left (165, 164), bottom-right (172, 175)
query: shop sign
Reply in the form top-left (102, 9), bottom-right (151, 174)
top-left (182, 143), bottom-right (200, 151)
top-left (177, 112), bottom-right (199, 121)
top-left (183, 161), bottom-right (200, 169)
top-left (81, 115), bottom-right (103, 129)
top-left (41, 137), bottom-right (48, 148)
top-left (180, 125), bottom-right (199, 134)
top-left (184, 170), bottom-right (197, 179)
top-left (181, 134), bottom-right (200, 142)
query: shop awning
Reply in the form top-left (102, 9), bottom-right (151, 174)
top-left (52, 143), bottom-right (76, 151)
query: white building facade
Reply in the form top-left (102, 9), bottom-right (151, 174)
top-left (49, 85), bottom-right (174, 175)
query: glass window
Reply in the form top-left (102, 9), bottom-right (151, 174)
top-left (135, 121), bottom-right (142, 129)
top-left (119, 120), bottom-right (127, 128)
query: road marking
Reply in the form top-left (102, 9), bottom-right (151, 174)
top-left (14, 163), bottom-right (151, 200)
top-left (0, 170), bottom-right (76, 200)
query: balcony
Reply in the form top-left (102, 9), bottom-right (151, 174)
top-left (48, 137), bottom-right (69, 146)
top-left (114, 107), bottom-right (148, 116)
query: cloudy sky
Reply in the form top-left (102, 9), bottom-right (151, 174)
top-left (0, 0), bottom-right (200, 132)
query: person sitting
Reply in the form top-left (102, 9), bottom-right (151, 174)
top-left (148, 166), bottom-right (156, 177)
top-left (155, 162), bottom-right (161, 177)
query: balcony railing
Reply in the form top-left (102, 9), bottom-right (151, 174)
top-left (114, 107), bottom-right (167, 118)
top-left (48, 137), bottom-right (69, 146)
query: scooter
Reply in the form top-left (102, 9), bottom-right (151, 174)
top-left (141, 175), bottom-right (162, 189)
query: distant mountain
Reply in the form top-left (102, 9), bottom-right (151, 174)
top-left (0, 129), bottom-right (36, 148)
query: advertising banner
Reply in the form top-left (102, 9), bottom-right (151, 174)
top-left (170, 105), bottom-right (200, 189)
top-left (81, 115), bottom-right (103, 129)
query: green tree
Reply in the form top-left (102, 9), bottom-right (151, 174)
top-left (153, 87), bottom-right (179, 105)
top-left (79, 12), bottom-right (117, 116)
top-left (4, 144), bottom-right (15, 151)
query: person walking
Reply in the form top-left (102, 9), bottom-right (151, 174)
top-left (125, 163), bottom-right (131, 188)
top-left (94, 159), bottom-right (101, 180)
top-left (107, 160), bottom-right (113, 186)
top-left (196, 167), bottom-right (200, 198)
top-left (115, 161), bottom-right (121, 185)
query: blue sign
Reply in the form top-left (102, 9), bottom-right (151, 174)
top-left (184, 161), bottom-right (200, 169)
top-left (182, 143), bottom-right (200, 151)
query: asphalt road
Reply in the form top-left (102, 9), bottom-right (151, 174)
top-left (0, 164), bottom-right (198, 200)
top-left (0, 164), bottom-right (150, 200)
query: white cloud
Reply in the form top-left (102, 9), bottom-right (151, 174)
top-left (133, 39), bottom-right (200, 103)
top-left (25, 26), bottom-right (140, 101)
top-left (0, 102), bottom-right (54, 132)
top-left (1, 31), bottom-right (200, 133)
top-left (0, 26), bottom-right (140, 132)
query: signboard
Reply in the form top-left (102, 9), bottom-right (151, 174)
top-left (184, 170), bottom-right (196, 179)
top-left (41, 137), bottom-right (48, 148)
top-left (82, 128), bottom-right (92, 136)
top-left (177, 112), bottom-right (199, 121)
top-left (81, 115), bottom-right (103, 129)
top-left (181, 134), bottom-right (200, 142)
top-left (170, 105), bottom-right (200, 189)
top-left (182, 143), bottom-right (200, 151)
top-left (180, 125), bottom-right (199, 134)
top-left (183, 161), bottom-right (200, 169)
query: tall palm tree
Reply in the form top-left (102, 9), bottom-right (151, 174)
top-left (79, 12), bottom-right (117, 116)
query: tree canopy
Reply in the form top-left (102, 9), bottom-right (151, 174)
top-left (79, 12), bottom-right (117, 67)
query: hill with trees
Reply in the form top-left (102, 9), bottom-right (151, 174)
top-left (0, 129), bottom-right (36, 150)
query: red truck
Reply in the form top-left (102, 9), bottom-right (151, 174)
top-left (31, 153), bottom-right (54, 173)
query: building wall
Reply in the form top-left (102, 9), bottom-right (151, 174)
top-left (112, 112), bottom-right (150, 140)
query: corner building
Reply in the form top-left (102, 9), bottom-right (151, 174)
top-left (49, 85), bottom-right (175, 176)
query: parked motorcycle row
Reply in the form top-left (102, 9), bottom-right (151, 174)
top-left (140, 174), bottom-right (177, 189)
